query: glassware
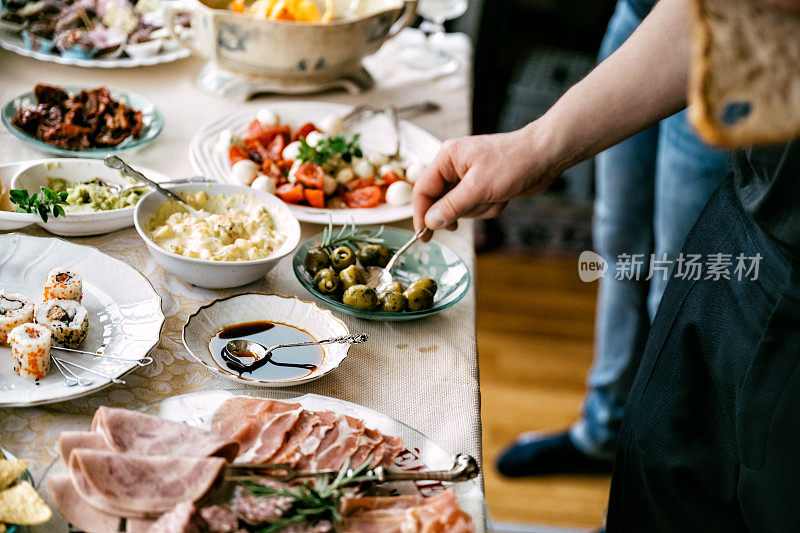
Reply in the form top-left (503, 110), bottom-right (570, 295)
top-left (399, 0), bottom-right (468, 70)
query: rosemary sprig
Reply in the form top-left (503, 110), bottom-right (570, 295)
top-left (320, 220), bottom-right (385, 252)
top-left (9, 188), bottom-right (68, 222)
top-left (243, 457), bottom-right (374, 532)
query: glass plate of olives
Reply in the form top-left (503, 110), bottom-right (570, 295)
top-left (292, 226), bottom-right (471, 321)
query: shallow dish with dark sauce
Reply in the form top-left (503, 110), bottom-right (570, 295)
top-left (209, 321), bottom-right (323, 381)
top-left (182, 293), bottom-right (350, 387)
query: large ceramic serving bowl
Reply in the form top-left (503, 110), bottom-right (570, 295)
top-left (164, 0), bottom-right (416, 80)
top-left (5, 158), bottom-right (171, 236)
top-left (183, 293), bottom-right (351, 386)
top-left (134, 182), bottom-right (301, 288)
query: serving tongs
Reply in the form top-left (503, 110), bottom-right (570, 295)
top-left (341, 101), bottom-right (440, 129)
top-left (226, 453), bottom-right (479, 484)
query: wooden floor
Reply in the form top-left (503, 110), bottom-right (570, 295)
top-left (476, 253), bottom-right (611, 529)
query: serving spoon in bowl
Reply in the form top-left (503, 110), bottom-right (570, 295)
top-left (86, 175), bottom-right (211, 196)
top-left (104, 155), bottom-right (206, 217)
top-left (222, 333), bottom-right (368, 374)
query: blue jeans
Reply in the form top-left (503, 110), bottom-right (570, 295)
top-left (569, 0), bottom-right (730, 460)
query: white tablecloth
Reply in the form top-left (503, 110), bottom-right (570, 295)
top-left (0, 28), bottom-right (484, 528)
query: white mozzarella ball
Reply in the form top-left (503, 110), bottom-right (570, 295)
top-left (287, 160), bottom-right (302, 184)
top-left (256, 108), bottom-right (279, 128)
top-left (378, 162), bottom-right (405, 178)
top-left (216, 129), bottom-right (233, 154)
top-left (282, 141), bottom-right (302, 161)
top-left (405, 162), bottom-right (426, 184)
top-left (251, 175), bottom-right (276, 194)
top-left (304, 131), bottom-right (325, 147)
top-left (352, 158), bottom-right (374, 179)
top-left (385, 181), bottom-right (413, 206)
top-left (335, 167), bottom-right (356, 185)
top-left (323, 174), bottom-right (338, 195)
top-left (228, 159), bottom-right (259, 186)
top-left (319, 114), bottom-right (345, 135)
top-left (367, 152), bottom-right (390, 167)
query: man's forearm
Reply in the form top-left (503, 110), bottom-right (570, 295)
top-left (528, 0), bottom-right (692, 178)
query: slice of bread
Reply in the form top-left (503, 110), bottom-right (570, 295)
top-left (688, 0), bottom-right (800, 148)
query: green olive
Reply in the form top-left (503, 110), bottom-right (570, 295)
top-left (404, 287), bottom-right (434, 311)
top-left (304, 246), bottom-right (330, 275)
top-left (408, 278), bottom-right (438, 296)
top-left (342, 284), bottom-right (379, 311)
top-left (382, 281), bottom-right (405, 294)
top-left (357, 244), bottom-right (391, 268)
top-left (380, 292), bottom-right (407, 313)
top-left (339, 265), bottom-right (367, 290)
top-left (313, 268), bottom-right (340, 295)
top-left (330, 246), bottom-right (356, 271)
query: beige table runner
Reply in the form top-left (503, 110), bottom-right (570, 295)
top-left (0, 28), bottom-right (483, 527)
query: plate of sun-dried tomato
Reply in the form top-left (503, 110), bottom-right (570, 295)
top-left (1, 84), bottom-right (163, 158)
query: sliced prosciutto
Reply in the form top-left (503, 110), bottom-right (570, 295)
top-left (341, 489), bottom-right (474, 533)
top-left (211, 398), bottom-right (304, 463)
top-left (210, 398), bottom-right (405, 471)
top-left (270, 410), bottom-right (320, 464)
top-left (69, 449), bottom-right (226, 515)
top-left (287, 410), bottom-right (337, 466)
top-left (48, 475), bottom-right (155, 533)
top-left (92, 406), bottom-right (239, 461)
top-left (58, 431), bottom-right (108, 463)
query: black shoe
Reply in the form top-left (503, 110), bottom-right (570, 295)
top-left (496, 430), bottom-right (613, 477)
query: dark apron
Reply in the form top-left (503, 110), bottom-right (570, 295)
top-left (606, 177), bottom-right (800, 531)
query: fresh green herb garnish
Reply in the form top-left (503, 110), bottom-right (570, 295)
top-left (9, 188), bottom-right (68, 222)
top-left (320, 220), bottom-right (385, 252)
top-left (242, 457), bottom-right (374, 532)
top-left (297, 133), bottom-right (363, 166)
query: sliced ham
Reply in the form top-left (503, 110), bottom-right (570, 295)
top-left (289, 411), bottom-right (337, 466)
top-left (349, 427), bottom-right (385, 469)
top-left (341, 489), bottom-right (474, 533)
top-left (70, 449), bottom-right (226, 515)
top-left (410, 489), bottom-right (474, 533)
top-left (146, 501), bottom-right (205, 533)
top-left (49, 474), bottom-right (155, 533)
top-left (237, 404), bottom-right (304, 463)
top-left (341, 494), bottom-right (423, 515)
top-left (210, 398), bottom-right (405, 473)
top-left (93, 406), bottom-right (239, 461)
top-left (314, 415), bottom-right (364, 471)
top-left (58, 431), bottom-right (108, 464)
top-left (270, 410), bottom-right (319, 464)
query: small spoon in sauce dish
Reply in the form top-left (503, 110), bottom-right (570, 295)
top-left (104, 155), bottom-right (206, 217)
top-left (223, 333), bottom-right (368, 375)
top-left (366, 227), bottom-right (430, 293)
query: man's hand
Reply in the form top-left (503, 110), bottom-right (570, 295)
top-left (412, 124), bottom-right (561, 237)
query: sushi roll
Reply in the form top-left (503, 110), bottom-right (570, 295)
top-left (43, 268), bottom-right (82, 302)
top-left (35, 299), bottom-right (89, 349)
top-left (0, 292), bottom-right (35, 345)
top-left (8, 323), bottom-right (51, 380)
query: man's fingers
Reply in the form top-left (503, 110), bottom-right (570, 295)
top-left (413, 142), bottom-right (460, 234)
top-left (424, 177), bottom-right (480, 230)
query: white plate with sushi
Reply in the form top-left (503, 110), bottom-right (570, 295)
top-left (0, 233), bottom-right (164, 407)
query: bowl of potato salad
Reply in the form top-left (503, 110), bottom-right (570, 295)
top-left (134, 182), bottom-right (300, 288)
